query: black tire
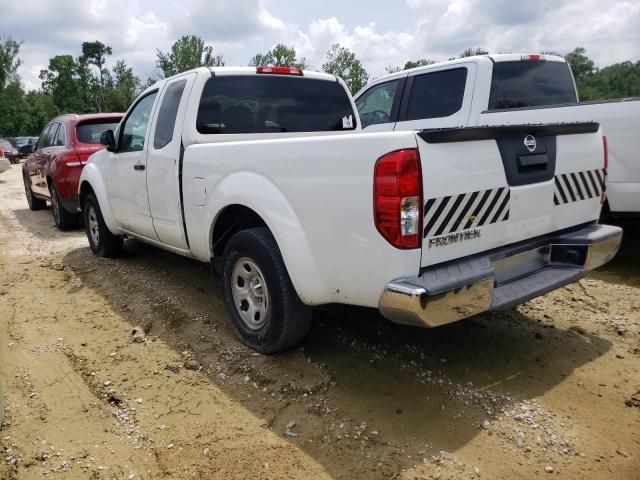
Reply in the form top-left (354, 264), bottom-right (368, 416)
top-left (50, 183), bottom-right (78, 230)
top-left (23, 173), bottom-right (46, 211)
top-left (222, 227), bottom-right (311, 353)
top-left (83, 193), bottom-right (122, 257)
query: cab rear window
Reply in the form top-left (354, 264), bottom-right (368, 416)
top-left (196, 75), bottom-right (356, 134)
top-left (488, 61), bottom-right (578, 110)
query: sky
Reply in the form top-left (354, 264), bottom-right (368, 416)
top-left (2, 0), bottom-right (639, 91)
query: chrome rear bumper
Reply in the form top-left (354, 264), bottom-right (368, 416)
top-left (379, 224), bottom-right (622, 328)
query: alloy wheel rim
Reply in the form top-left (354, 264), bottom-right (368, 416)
top-left (87, 205), bottom-right (100, 246)
top-left (231, 257), bottom-right (270, 330)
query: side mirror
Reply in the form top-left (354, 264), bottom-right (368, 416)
top-left (100, 129), bottom-right (116, 151)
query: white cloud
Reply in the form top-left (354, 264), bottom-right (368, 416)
top-left (3, 0), bottom-right (172, 89)
top-left (287, 18), bottom-right (415, 78)
top-left (3, 0), bottom-right (639, 91)
top-left (171, 0), bottom-right (287, 44)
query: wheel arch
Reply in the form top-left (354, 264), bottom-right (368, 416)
top-left (205, 193), bottom-right (329, 305)
top-left (210, 204), bottom-right (268, 261)
top-left (77, 165), bottom-right (119, 233)
top-left (78, 180), bottom-right (95, 210)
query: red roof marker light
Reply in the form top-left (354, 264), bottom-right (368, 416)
top-left (256, 66), bottom-right (304, 76)
top-left (521, 54), bottom-right (544, 61)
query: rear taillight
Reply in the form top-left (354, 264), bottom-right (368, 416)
top-left (601, 135), bottom-right (608, 204)
top-left (374, 149), bottom-right (422, 249)
top-left (62, 152), bottom-right (82, 167)
top-left (0, 148), bottom-right (4, 157)
top-left (256, 66), bottom-right (303, 76)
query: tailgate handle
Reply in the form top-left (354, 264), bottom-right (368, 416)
top-left (517, 153), bottom-right (548, 170)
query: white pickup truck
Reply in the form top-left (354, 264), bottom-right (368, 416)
top-left (355, 53), bottom-right (640, 218)
top-left (79, 65), bottom-right (621, 352)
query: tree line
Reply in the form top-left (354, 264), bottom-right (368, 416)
top-left (1, 35), bottom-right (639, 137)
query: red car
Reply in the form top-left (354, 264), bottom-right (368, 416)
top-left (22, 113), bottom-right (123, 229)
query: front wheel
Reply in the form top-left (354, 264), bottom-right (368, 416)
top-left (222, 227), bottom-right (311, 353)
top-left (83, 193), bottom-right (122, 257)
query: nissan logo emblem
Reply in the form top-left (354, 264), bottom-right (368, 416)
top-left (524, 135), bottom-right (537, 152)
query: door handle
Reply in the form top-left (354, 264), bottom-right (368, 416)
top-left (133, 164), bottom-right (145, 171)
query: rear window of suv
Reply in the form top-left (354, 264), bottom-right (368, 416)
top-left (488, 60), bottom-right (578, 110)
top-left (196, 75), bottom-right (357, 134)
top-left (77, 120), bottom-right (121, 144)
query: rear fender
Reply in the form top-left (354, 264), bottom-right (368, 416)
top-left (200, 172), bottom-right (329, 304)
top-left (79, 163), bottom-right (120, 233)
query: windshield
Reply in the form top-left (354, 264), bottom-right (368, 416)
top-left (0, 140), bottom-right (13, 150)
top-left (197, 75), bottom-right (356, 134)
top-left (76, 120), bottom-right (121, 144)
top-left (488, 60), bottom-right (578, 110)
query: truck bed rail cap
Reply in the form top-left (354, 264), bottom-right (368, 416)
top-left (418, 122), bottom-right (600, 143)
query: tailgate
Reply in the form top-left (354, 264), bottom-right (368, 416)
top-left (418, 123), bottom-right (605, 267)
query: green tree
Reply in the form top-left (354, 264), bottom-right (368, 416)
top-left (564, 47), bottom-right (598, 100)
top-left (387, 58), bottom-right (436, 74)
top-left (156, 35), bottom-right (224, 78)
top-left (591, 61), bottom-right (640, 99)
top-left (81, 41), bottom-right (113, 111)
top-left (564, 47), bottom-right (595, 87)
top-left (81, 41), bottom-right (112, 87)
top-left (321, 44), bottom-right (369, 94)
top-left (249, 43), bottom-right (307, 68)
top-left (404, 58), bottom-right (435, 69)
top-left (0, 82), bottom-right (27, 136)
top-left (0, 36), bottom-right (22, 89)
top-left (39, 55), bottom-right (93, 113)
top-left (103, 60), bottom-right (141, 112)
top-left (458, 47), bottom-right (489, 58)
top-left (21, 90), bottom-right (58, 135)
top-left (0, 36), bottom-right (26, 135)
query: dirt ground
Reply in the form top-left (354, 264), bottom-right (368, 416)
top-left (0, 164), bottom-right (639, 480)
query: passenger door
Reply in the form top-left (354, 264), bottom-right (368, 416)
top-left (30, 124), bottom-right (56, 197)
top-left (394, 63), bottom-right (476, 130)
top-left (146, 74), bottom-right (195, 250)
top-left (105, 90), bottom-right (159, 239)
top-left (355, 78), bottom-right (405, 132)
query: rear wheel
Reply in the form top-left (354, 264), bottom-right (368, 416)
top-left (23, 173), bottom-right (46, 211)
top-left (222, 227), bottom-right (311, 353)
top-left (50, 184), bottom-right (78, 230)
top-left (83, 193), bottom-right (122, 257)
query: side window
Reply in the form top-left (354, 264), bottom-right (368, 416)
top-left (37, 125), bottom-right (52, 150)
top-left (54, 124), bottom-right (66, 146)
top-left (355, 80), bottom-right (400, 128)
top-left (119, 92), bottom-right (158, 153)
top-left (154, 80), bottom-right (187, 149)
top-left (46, 124), bottom-right (59, 147)
top-left (405, 68), bottom-right (467, 120)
